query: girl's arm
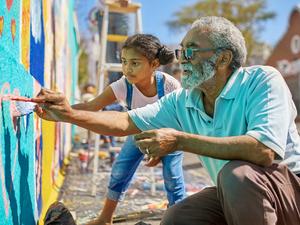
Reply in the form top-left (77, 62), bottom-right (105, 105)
top-left (72, 86), bottom-right (117, 111)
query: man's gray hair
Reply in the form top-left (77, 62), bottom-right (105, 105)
top-left (191, 16), bottom-right (247, 69)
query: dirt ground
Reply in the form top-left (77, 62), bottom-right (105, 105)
top-left (58, 142), bottom-right (212, 225)
top-left (58, 123), bottom-right (300, 225)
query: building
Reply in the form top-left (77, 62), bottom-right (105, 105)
top-left (266, 4), bottom-right (300, 120)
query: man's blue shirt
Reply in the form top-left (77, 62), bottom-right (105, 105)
top-left (128, 66), bottom-right (300, 184)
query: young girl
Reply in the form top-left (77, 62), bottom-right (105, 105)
top-left (73, 34), bottom-right (185, 225)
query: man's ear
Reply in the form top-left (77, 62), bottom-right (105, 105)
top-left (217, 50), bottom-right (233, 69)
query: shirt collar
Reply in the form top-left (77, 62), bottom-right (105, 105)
top-left (218, 67), bottom-right (243, 100)
top-left (185, 88), bottom-right (204, 110)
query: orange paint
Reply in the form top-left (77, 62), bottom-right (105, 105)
top-left (21, 0), bottom-right (30, 70)
top-left (6, 0), bottom-right (13, 11)
top-left (0, 16), bottom-right (3, 37)
top-left (11, 19), bottom-right (16, 42)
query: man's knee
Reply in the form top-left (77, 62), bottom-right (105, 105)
top-left (217, 160), bottom-right (257, 193)
top-left (160, 204), bottom-right (177, 225)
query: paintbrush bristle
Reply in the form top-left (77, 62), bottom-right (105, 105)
top-left (14, 101), bottom-right (36, 116)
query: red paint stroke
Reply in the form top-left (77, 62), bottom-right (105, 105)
top-left (0, 16), bottom-right (3, 37)
top-left (11, 19), bottom-right (16, 42)
top-left (6, 0), bottom-right (13, 11)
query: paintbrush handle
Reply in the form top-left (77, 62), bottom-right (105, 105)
top-left (10, 96), bottom-right (45, 103)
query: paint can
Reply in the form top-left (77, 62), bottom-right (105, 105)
top-left (78, 151), bottom-right (89, 172)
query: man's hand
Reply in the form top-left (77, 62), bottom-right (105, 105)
top-left (135, 128), bottom-right (181, 157)
top-left (33, 88), bottom-right (73, 122)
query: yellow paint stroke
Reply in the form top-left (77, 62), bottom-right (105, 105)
top-left (11, 19), bottom-right (16, 42)
top-left (39, 120), bottom-right (65, 225)
top-left (0, 16), bottom-right (4, 37)
top-left (40, 120), bottom-right (55, 215)
top-left (21, 0), bottom-right (30, 70)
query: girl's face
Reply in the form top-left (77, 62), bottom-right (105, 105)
top-left (121, 48), bottom-right (158, 84)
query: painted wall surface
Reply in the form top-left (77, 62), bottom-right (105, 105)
top-left (0, 1), bottom-right (79, 224)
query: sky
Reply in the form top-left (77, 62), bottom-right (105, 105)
top-left (75, 0), bottom-right (300, 47)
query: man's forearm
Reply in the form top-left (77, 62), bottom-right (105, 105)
top-left (71, 102), bottom-right (102, 111)
top-left (177, 133), bottom-right (275, 167)
top-left (68, 110), bottom-right (141, 136)
top-left (72, 103), bottom-right (89, 110)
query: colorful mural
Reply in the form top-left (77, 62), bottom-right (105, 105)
top-left (0, 0), bottom-right (79, 224)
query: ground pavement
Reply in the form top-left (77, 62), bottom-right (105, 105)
top-left (58, 123), bottom-right (300, 225)
top-left (58, 142), bottom-right (212, 225)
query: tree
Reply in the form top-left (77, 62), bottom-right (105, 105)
top-left (78, 42), bottom-right (89, 87)
top-left (167, 0), bottom-right (275, 63)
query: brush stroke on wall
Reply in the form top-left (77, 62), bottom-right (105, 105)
top-left (0, 0), bottom-right (79, 224)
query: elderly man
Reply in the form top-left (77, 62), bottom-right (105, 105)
top-left (35, 16), bottom-right (300, 225)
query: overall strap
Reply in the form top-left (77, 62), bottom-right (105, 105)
top-left (125, 78), bottom-right (133, 110)
top-left (155, 71), bottom-right (165, 99)
top-left (125, 71), bottom-right (165, 110)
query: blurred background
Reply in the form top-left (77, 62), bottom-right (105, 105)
top-left (76, 0), bottom-right (300, 116)
top-left (0, 1), bottom-right (300, 225)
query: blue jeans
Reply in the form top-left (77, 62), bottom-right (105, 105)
top-left (107, 136), bottom-right (186, 205)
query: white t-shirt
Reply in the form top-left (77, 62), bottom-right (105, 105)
top-left (110, 72), bottom-right (181, 109)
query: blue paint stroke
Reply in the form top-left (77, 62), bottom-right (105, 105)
top-left (30, 0), bottom-right (45, 86)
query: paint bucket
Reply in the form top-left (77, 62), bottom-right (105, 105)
top-left (78, 151), bottom-right (88, 162)
top-left (78, 151), bottom-right (89, 172)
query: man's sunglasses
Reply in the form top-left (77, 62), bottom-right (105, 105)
top-left (175, 47), bottom-right (222, 61)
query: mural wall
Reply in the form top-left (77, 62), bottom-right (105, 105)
top-left (0, 0), bottom-right (79, 224)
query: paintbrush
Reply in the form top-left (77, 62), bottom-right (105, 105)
top-left (1, 95), bottom-right (45, 117)
top-left (9, 96), bottom-right (45, 103)
top-left (14, 101), bottom-right (36, 116)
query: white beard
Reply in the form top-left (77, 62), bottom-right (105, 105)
top-left (181, 54), bottom-right (218, 89)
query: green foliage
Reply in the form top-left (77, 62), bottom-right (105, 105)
top-left (78, 48), bottom-right (89, 87)
top-left (167, 0), bottom-right (275, 62)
